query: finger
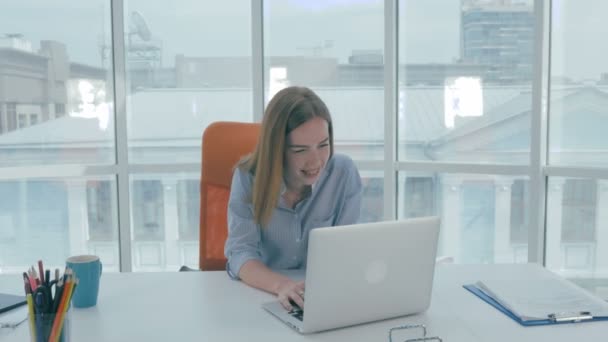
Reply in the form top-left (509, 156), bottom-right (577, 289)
top-left (295, 288), bottom-right (305, 299)
top-left (289, 291), bottom-right (305, 309)
top-left (294, 282), bottom-right (305, 298)
top-left (279, 296), bottom-right (292, 311)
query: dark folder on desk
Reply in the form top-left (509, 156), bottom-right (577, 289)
top-left (0, 293), bottom-right (26, 314)
top-left (463, 266), bottom-right (608, 327)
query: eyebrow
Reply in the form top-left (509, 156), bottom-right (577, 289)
top-left (288, 137), bottom-right (329, 149)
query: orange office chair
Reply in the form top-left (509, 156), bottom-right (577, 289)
top-left (199, 121), bottom-right (260, 271)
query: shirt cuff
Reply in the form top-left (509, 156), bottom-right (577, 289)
top-left (226, 251), bottom-right (262, 280)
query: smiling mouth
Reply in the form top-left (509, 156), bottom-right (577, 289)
top-left (302, 168), bottom-right (320, 177)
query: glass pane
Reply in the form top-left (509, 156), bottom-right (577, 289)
top-left (0, 1), bottom-right (115, 166)
top-left (124, 1), bottom-right (253, 164)
top-left (549, 0), bottom-right (608, 167)
top-left (128, 171), bottom-right (383, 271)
top-left (546, 177), bottom-right (608, 298)
top-left (398, 172), bottom-right (529, 264)
top-left (360, 171), bottom-right (384, 223)
top-left (0, 176), bottom-right (119, 273)
top-left (264, 0), bottom-right (385, 160)
top-left (398, 0), bottom-right (534, 163)
top-left (129, 173), bottom-right (199, 271)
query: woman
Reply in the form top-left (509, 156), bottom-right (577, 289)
top-left (225, 86), bottom-right (362, 311)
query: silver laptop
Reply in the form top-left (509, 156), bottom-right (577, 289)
top-left (262, 216), bottom-right (441, 334)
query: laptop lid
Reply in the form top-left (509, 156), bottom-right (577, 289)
top-left (301, 216), bottom-right (440, 333)
top-left (0, 293), bottom-right (26, 315)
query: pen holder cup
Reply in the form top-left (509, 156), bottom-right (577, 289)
top-left (28, 310), bottom-right (71, 342)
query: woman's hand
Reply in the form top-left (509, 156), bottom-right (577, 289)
top-left (238, 260), bottom-right (305, 311)
top-left (276, 278), bottom-right (305, 311)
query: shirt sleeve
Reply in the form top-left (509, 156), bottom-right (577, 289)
top-left (224, 168), bottom-right (263, 280)
top-left (334, 158), bottom-right (363, 226)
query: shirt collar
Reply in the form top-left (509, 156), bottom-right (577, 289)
top-left (280, 180), bottom-right (315, 197)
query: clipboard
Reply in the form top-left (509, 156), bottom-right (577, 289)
top-left (464, 283), bottom-right (608, 326)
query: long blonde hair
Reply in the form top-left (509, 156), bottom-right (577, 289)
top-left (240, 86), bottom-right (334, 227)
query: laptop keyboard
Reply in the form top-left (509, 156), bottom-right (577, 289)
top-left (288, 300), bottom-right (304, 321)
top-left (289, 307), bottom-right (304, 321)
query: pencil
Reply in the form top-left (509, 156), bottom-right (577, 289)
top-left (49, 277), bottom-right (75, 342)
top-left (24, 282), bottom-right (36, 342)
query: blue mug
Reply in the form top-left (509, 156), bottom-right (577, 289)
top-left (66, 255), bottom-right (103, 308)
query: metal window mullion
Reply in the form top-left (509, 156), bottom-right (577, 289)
top-left (544, 166), bottom-right (608, 180)
top-left (384, 0), bottom-right (398, 220)
top-left (252, 0), bottom-right (265, 122)
top-left (529, 0), bottom-right (551, 265)
top-left (396, 161), bottom-right (529, 175)
top-left (111, 0), bottom-right (132, 272)
top-left (0, 164), bottom-right (119, 180)
top-left (128, 163), bottom-right (201, 174)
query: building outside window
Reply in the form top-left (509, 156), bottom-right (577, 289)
top-left (510, 179), bottom-right (529, 244)
top-left (132, 180), bottom-right (165, 241)
top-left (177, 179), bottom-right (199, 241)
top-left (55, 103), bottom-right (65, 118)
top-left (86, 180), bottom-right (116, 241)
top-left (17, 113), bottom-right (27, 129)
top-left (6, 103), bottom-right (16, 131)
top-left (403, 177), bottom-right (435, 219)
top-left (562, 179), bottom-right (596, 243)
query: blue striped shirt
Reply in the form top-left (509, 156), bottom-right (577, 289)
top-left (224, 153), bottom-right (362, 279)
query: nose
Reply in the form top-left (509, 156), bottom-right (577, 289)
top-left (307, 148), bottom-right (323, 166)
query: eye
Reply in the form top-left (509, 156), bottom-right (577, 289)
top-left (319, 143), bottom-right (329, 148)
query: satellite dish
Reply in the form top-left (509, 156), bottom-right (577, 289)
top-left (131, 11), bottom-right (151, 41)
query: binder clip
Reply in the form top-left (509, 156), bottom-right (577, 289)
top-left (388, 323), bottom-right (443, 341)
top-left (548, 311), bottom-right (593, 323)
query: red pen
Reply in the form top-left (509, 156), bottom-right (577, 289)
top-left (29, 267), bottom-right (38, 291)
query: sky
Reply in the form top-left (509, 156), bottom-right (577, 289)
top-left (0, 0), bottom-right (607, 81)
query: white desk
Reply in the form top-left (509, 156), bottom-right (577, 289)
top-left (1, 264), bottom-right (606, 341)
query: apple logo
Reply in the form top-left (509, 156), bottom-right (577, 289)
top-left (365, 260), bottom-right (388, 284)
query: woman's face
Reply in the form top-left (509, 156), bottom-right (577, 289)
top-left (284, 116), bottom-right (331, 191)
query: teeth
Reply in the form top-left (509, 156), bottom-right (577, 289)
top-left (303, 169), bottom-right (319, 176)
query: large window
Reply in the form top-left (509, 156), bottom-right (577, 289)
top-left (547, 0), bottom-right (608, 293)
top-left (546, 177), bottom-right (604, 279)
top-left (0, 176), bottom-right (119, 273)
top-left (0, 1), bottom-right (607, 298)
top-left (124, 0), bottom-right (253, 164)
top-left (398, 173), bottom-right (529, 264)
top-left (398, 0), bottom-right (533, 164)
top-left (264, 0), bottom-right (385, 161)
top-left (123, 1), bottom-right (252, 270)
top-left (397, 0), bottom-right (534, 267)
top-left (549, 0), bottom-right (608, 167)
top-left (0, 1), bottom-right (117, 273)
top-left (0, 1), bottom-right (115, 167)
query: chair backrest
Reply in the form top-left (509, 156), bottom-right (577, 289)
top-left (199, 121), bottom-right (260, 270)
